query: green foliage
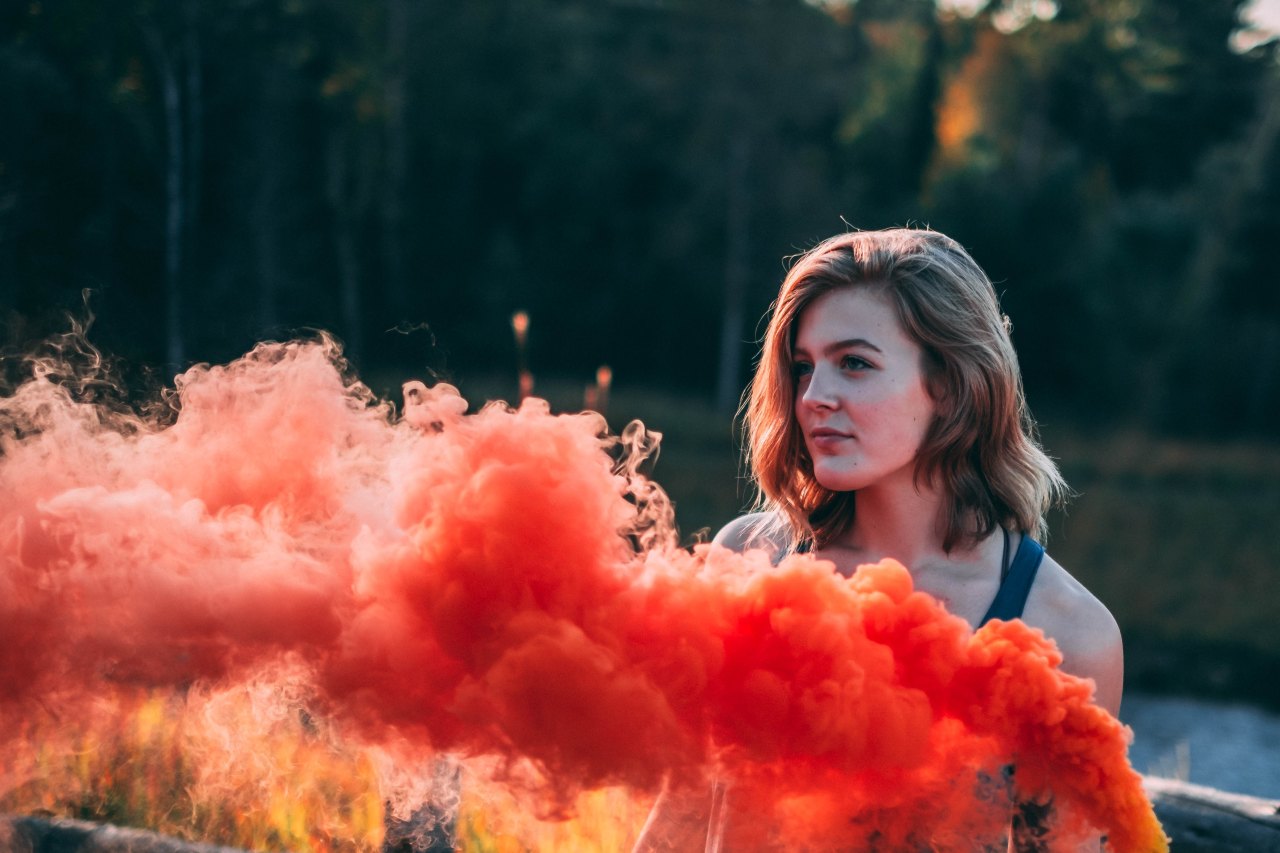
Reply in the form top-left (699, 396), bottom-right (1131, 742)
top-left (1, 0), bottom-right (1277, 434)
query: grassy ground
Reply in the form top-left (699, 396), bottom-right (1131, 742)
top-left (1043, 426), bottom-right (1280, 709)
top-left (435, 373), bottom-right (1280, 710)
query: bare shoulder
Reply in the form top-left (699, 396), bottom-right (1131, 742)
top-left (1022, 550), bottom-right (1125, 716)
top-left (712, 511), bottom-right (791, 556)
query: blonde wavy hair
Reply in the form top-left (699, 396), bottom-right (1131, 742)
top-left (745, 228), bottom-right (1067, 552)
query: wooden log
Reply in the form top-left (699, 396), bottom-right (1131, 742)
top-left (7, 777), bottom-right (1280, 852)
top-left (1144, 776), bottom-right (1280, 852)
top-left (0, 814), bottom-right (254, 853)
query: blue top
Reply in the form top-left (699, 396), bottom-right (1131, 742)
top-left (794, 528), bottom-right (1045, 626)
top-left (979, 530), bottom-right (1045, 626)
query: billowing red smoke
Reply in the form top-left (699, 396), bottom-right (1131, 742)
top-left (0, 338), bottom-right (1166, 851)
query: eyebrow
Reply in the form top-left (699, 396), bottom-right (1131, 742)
top-left (792, 338), bottom-right (884, 358)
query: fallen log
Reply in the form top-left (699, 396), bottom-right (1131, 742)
top-left (0, 814), bottom-right (253, 853)
top-left (5, 777), bottom-right (1280, 852)
top-left (1144, 776), bottom-right (1280, 852)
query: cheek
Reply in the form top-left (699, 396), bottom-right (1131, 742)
top-left (902, 373), bottom-right (937, 423)
top-left (871, 390), bottom-right (934, 450)
top-left (872, 382), bottom-right (932, 425)
top-left (908, 402), bottom-right (935, 438)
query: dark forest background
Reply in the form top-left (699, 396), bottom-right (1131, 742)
top-left (3, 0), bottom-right (1279, 433)
top-left (4, 0), bottom-right (1280, 711)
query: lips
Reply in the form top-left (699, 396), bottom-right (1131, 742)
top-left (808, 427), bottom-right (853, 451)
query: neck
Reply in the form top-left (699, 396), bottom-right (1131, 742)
top-left (827, 479), bottom-right (952, 569)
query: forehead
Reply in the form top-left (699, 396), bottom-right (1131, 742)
top-left (793, 286), bottom-right (917, 353)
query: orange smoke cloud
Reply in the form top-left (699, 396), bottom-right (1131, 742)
top-left (0, 337), bottom-right (1167, 851)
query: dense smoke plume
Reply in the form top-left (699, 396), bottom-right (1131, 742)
top-left (0, 337), bottom-right (1166, 851)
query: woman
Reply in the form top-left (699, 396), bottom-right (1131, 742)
top-left (634, 228), bottom-right (1122, 851)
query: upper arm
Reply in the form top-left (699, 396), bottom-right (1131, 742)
top-left (1062, 605), bottom-right (1124, 717)
top-left (1008, 555), bottom-right (1123, 852)
top-left (1023, 555), bottom-right (1125, 717)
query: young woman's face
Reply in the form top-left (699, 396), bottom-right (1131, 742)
top-left (792, 286), bottom-right (936, 494)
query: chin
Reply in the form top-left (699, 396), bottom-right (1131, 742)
top-left (811, 464), bottom-right (869, 493)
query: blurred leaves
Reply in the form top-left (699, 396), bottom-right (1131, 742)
top-left (1, 0), bottom-right (1277, 434)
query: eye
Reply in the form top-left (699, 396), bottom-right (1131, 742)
top-left (841, 354), bottom-right (873, 371)
top-left (791, 360), bottom-right (813, 380)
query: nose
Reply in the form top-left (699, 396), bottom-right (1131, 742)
top-left (799, 363), bottom-right (838, 410)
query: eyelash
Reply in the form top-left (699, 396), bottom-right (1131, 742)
top-left (791, 355), bottom-right (874, 378)
top-left (841, 355), bottom-right (873, 371)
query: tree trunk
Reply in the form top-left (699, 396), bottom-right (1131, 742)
top-left (382, 0), bottom-right (411, 328)
top-left (327, 127), bottom-right (377, 363)
top-left (714, 132), bottom-right (751, 416)
top-left (251, 65), bottom-right (287, 334)
top-left (1246, 320), bottom-right (1280, 430)
top-left (143, 24), bottom-right (186, 372)
top-left (183, 0), bottom-right (203, 266)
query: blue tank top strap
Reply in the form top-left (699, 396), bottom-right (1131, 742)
top-left (979, 533), bottom-right (1045, 626)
